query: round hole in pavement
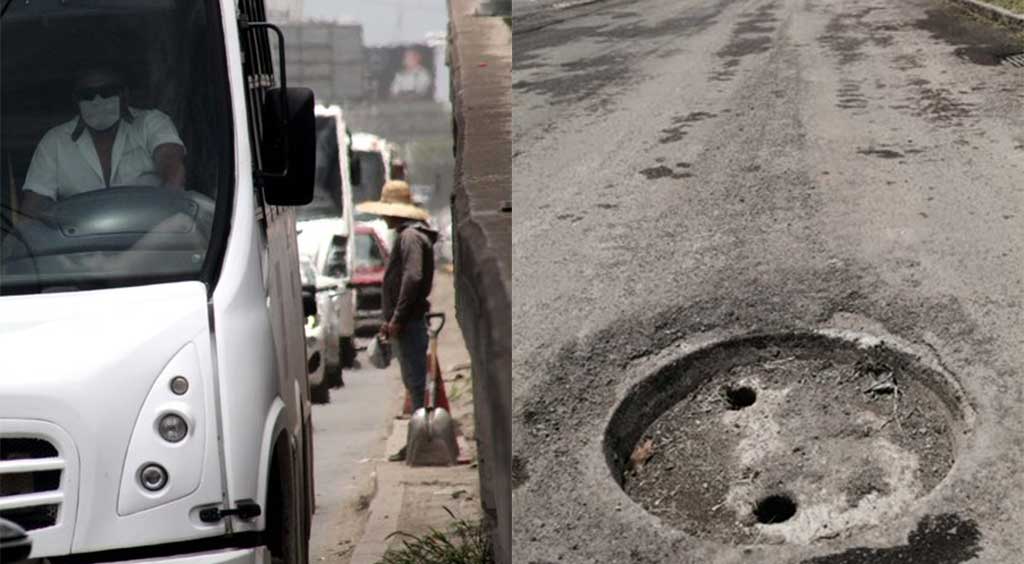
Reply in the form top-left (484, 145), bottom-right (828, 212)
top-left (605, 332), bottom-right (968, 544)
top-left (754, 494), bottom-right (796, 524)
top-left (725, 386), bottom-right (756, 409)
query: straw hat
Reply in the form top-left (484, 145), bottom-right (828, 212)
top-left (356, 180), bottom-right (430, 221)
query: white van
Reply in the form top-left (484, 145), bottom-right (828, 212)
top-left (1, 1), bottom-right (317, 563)
top-left (296, 106), bottom-right (357, 384)
top-left (350, 132), bottom-right (394, 253)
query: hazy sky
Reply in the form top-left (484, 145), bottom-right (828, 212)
top-left (303, 0), bottom-right (448, 46)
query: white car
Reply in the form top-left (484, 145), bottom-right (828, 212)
top-left (298, 221), bottom-right (357, 386)
top-left (300, 256), bottom-right (328, 403)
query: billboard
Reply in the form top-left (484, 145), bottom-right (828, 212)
top-left (367, 44), bottom-right (436, 101)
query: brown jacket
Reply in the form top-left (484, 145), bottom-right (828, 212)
top-left (382, 221), bottom-right (437, 325)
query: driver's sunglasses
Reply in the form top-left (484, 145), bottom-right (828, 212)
top-left (75, 83), bottom-right (122, 100)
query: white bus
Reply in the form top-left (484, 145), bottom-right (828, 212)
top-left (0, 1), bottom-right (317, 563)
top-left (297, 105), bottom-right (358, 391)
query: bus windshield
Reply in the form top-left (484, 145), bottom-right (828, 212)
top-left (0, 0), bottom-right (233, 295)
top-left (297, 116), bottom-right (343, 223)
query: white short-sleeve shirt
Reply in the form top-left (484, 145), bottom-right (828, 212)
top-left (23, 107), bottom-right (184, 201)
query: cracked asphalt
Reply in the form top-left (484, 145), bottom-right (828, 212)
top-left (511, 0), bottom-right (1024, 562)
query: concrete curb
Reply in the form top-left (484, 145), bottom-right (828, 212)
top-left (349, 424), bottom-right (407, 564)
top-left (947, 0), bottom-right (1024, 29)
top-left (345, 420), bottom-right (479, 564)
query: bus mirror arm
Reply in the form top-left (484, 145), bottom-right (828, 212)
top-left (240, 19), bottom-right (316, 207)
top-left (239, 19), bottom-right (289, 168)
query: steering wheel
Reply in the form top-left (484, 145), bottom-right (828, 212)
top-left (1, 186), bottom-right (215, 292)
top-left (4, 185), bottom-right (214, 257)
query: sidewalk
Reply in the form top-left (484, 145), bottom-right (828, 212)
top-left (349, 271), bottom-right (481, 564)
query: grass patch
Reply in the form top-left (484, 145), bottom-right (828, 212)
top-left (983, 0), bottom-right (1024, 13)
top-left (378, 509), bottom-right (493, 564)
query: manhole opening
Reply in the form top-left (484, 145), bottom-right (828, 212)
top-left (724, 386), bottom-right (757, 409)
top-left (754, 494), bottom-right (796, 524)
top-left (606, 332), bottom-right (968, 544)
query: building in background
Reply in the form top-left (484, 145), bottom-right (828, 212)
top-left (273, 11), bottom-right (454, 223)
top-left (279, 21), bottom-right (368, 104)
top-left (265, 0), bottom-right (302, 22)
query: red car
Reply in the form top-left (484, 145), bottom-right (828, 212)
top-left (352, 224), bottom-right (389, 322)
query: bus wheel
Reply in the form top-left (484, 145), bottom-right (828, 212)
top-left (267, 439), bottom-right (308, 564)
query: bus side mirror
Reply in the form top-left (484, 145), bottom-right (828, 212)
top-left (261, 86), bottom-right (316, 206)
top-left (0, 518), bottom-right (32, 564)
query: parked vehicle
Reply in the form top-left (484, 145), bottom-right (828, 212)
top-left (351, 132), bottom-right (395, 252)
top-left (300, 256), bottom-right (328, 403)
top-left (297, 105), bottom-right (358, 378)
top-left (0, 2), bottom-right (317, 563)
top-left (352, 223), bottom-right (389, 322)
top-left (297, 224), bottom-right (357, 381)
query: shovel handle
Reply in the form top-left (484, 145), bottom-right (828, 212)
top-left (426, 312), bottom-right (445, 337)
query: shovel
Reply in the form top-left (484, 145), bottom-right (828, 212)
top-left (406, 312), bottom-right (459, 466)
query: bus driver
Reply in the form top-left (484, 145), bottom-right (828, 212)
top-left (21, 67), bottom-right (186, 217)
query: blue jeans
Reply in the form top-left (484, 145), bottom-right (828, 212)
top-left (392, 317), bottom-right (428, 411)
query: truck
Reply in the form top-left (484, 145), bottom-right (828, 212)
top-left (296, 105), bottom-right (358, 388)
top-left (0, 1), bottom-right (318, 563)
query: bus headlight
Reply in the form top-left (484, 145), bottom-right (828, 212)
top-left (139, 464), bottom-right (168, 491)
top-left (158, 414), bottom-right (188, 443)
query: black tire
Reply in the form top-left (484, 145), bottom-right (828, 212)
top-left (324, 363), bottom-right (342, 389)
top-left (267, 439), bottom-right (308, 564)
top-left (303, 416), bottom-right (315, 529)
top-left (310, 382), bottom-right (330, 404)
top-left (340, 337), bottom-right (356, 369)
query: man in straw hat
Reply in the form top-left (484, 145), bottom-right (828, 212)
top-left (356, 180), bottom-right (438, 462)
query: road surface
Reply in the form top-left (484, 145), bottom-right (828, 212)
top-left (309, 359), bottom-right (400, 564)
top-left (512, 0), bottom-right (1024, 561)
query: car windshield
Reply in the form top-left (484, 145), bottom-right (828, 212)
top-left (356, 232), bottom-right (384, 269)
top-left (352, 150), bottom-right (386, 221)
top-left (296, 115), bottom-right (343, 222)
top-left (0, 0), bottom-right (233, 295)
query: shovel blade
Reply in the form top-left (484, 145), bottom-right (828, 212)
top-left (406, 407), bottom-right (459, 466)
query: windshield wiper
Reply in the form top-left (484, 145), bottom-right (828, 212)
top-left (1, 0), bottom-right (15, 18)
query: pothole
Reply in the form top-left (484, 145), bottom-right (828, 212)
top-left (754, 494), bottom-right (797, 524)
top-left (724, 385), bottom-right (757, 409)
top-left (605, 332), bottom-right (966, 545)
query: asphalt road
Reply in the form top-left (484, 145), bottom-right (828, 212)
top-left (309, 357), bottom-right (400, 564)
top-left (512, 0), bottom-right (1024, 562)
